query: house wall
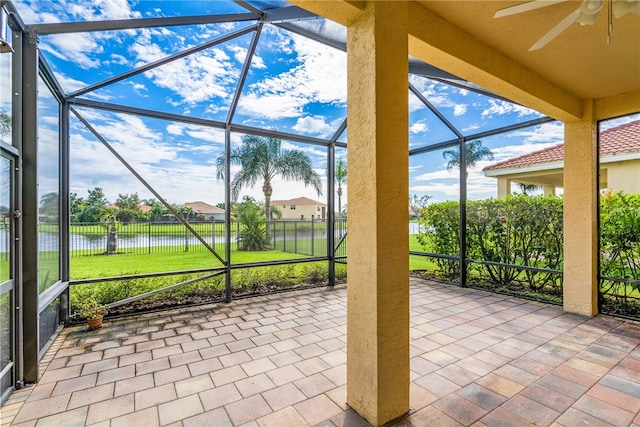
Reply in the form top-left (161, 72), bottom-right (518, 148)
top-left (606, 159), bottom-right (640, 194)
top-left (274, 203), bottom-right (325, 220)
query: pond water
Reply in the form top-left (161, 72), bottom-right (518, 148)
top-left (1, 222), bottom-right (419, 254)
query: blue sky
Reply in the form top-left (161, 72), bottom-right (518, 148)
top-left (7, 0), bottom-right (637, 208)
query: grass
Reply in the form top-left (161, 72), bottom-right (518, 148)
top-left (71, 248), bottom-right (307, 279)
top-left (69, 235), bottom-right (432, 279)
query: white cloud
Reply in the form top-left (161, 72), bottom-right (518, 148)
top-left (68, 0), bottom-right (142, 21)
top-left (41, 34), bottom-right (103, 69)
top-left (409, 75), bottom-right (457, 112)
top-left (280, 141), bottom-right (326, 160)
top-left (481, 99), bottom-right (540, 118)
top-left (239, 92), bottom-right (306, 119)
top-left (185, 128), bottom-right (226, 144)
top-left (19, 0), bottom-right (142, 70)
top-left (409, 121), bottom-right (428, 134)
top-left (109, 54), bottom-right (129, 65)
top-left (414, 168), bottom-right (455, 182)
top-left (166, 123), bottom-right (185, 135)
top-left (507, 121), bottom-right (564, 144)
top-left (228, 45), bottom-right (266, 69)
top-left (292, 116), bottom-right (334, 137)
top-left (462, 123), bottom-right (481, 133)
top-left (130, 82), bottom-right (148, 95)
top-left (237, 32), bottom-right (346, 119)
top-left (601, 113), bottom-right (640, 130)
top-left (453, 104), bottom-right (467, 116)
top-left (134, 40), bottom-right (239, 105)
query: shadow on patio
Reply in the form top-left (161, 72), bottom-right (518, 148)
top-left (2, 278), bottom-right (640, 426)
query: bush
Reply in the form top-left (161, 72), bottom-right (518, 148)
top-left (416, 201), bottom-right (460, 278)
top-left (236, 199), bottom-right (271, 251)
top-left (600, 191), bottom-right (640, 298)
top-left (418, 195), bottom-right (563, 294)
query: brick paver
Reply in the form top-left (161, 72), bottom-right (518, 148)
top-left (2, 279), bottom-right (639, 426)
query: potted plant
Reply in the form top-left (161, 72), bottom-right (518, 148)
top-left (80, 299), bottom-right (108, 329)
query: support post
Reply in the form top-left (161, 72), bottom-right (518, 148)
top-left (346, 3), bottom-right (410, 425)
top-left (497, 177), bottom-right (510, 199)
top-left (563, 101), bottom-right (598, 316)
top-left (20, 27), bottom-right (39, 383)
top-left (327, 144), bottom-right (335, 285)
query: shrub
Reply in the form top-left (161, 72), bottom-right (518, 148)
top-left (236, 199), bottom-right (271, 251)
top-left (417, 195), bottom-right (564, 294)
top-left (600, 191), bottom-right (640, 296)
top-left (417, 201), bottom-right (460, 278)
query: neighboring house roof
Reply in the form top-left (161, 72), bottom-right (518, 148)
top-left (271, 197), bottom-right (326, 206)
top-left (183, 201), bottom-right (224, 214)
top-left (483, 120), bottom-right (640, 173)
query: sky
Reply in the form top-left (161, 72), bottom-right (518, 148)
top-left (5, 0), bottom-right (639, 209)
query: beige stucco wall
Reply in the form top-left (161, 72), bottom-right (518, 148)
top-left (606, 159), bottom-right (640, 194)
top-left (273, 203), bottom-right (325, 220)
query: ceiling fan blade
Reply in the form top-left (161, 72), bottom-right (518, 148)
top-left (529, 7), bottom-right (581, 51)
top-left (494, 0), bottom-right (568, 18)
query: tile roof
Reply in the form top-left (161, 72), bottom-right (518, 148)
top-left (183, 201), bottom-right (224, 214)
top-left (271, 196), bottom-right (326, 206)
top-left (483, 120), bottom-right (640, 172)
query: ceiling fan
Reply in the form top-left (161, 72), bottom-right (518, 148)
top-left (494, 0), bottom-right (640, 51)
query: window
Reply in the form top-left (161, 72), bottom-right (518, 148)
top-left (291, 204), bottom-right (296, 210)
top-left (317, 206), bottom-right (320, 211)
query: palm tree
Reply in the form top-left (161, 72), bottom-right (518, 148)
top-left (443, 140), bottom-right (494, 172)
top-left (516, 183), bottom-right (542, 195)
top-left (0, 109), bottom-right (10, 143)
top-left (217, 134), bottom-right (322, 239)
top-left (335, 158), bottom-right (347, 219)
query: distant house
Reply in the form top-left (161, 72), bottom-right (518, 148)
top-left (483, 120), bottom-right (640, 198)
top-left (270, 197), bottom-right (326, 220)
top-left (183, 201), bottom-right (225, 221)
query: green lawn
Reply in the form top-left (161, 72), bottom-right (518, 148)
top-left (71, 248), bottom-right (307, 279)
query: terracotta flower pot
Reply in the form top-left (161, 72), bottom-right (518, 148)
top-left (87, 316), bottom-right (103, 329)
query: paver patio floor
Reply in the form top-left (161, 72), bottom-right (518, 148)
top-left (2, 278), bottom-right (640, 426)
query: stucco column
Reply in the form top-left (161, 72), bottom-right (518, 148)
top-left (543, 185), bottom-right (556, 197)
top-left (346, 3), bottom-right (410, 426)
top-left (563, 101), bottom-right (598, 316)
top-left (497, 177), bottom-right (510, 198)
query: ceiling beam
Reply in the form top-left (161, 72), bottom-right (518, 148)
top-left (406, 2), bottom-right (582, 123)
top-left (595, 89), bottom-right (640, 121)
top-left (287, 0), bottom-right (366, 26)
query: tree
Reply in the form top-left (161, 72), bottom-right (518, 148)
top-left (142, 199), bottom-right (168, 221)
top-left (0, 109), bottom-right (10, 144)
top-left (409, 194), bottom-right (432, 219)
top-left (265, 204), bottom-right (282, 220)
top-left (235, 197), bottom-right (271, 251)
top-left (335, 158), bottom-right (347, 219)
top-left (516, 183), bottom-right (542, 196)
top-left (115, 193), bottom-right (142, 223)
top-left (70, 193), bottom-right (86, 222)
top-left (77, 187), bottom-right (109, 223)
top-left (100, 210), bottom-right (119, 254)
top-left (39, 192), bottom-right (59, 221)
top-left (216, 134), bottom-right (322, 239)
top-left (443, 140), bottom-right (494, 172)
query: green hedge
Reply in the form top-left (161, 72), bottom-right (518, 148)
top-left (417, 192), bottom-right (640, 311)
